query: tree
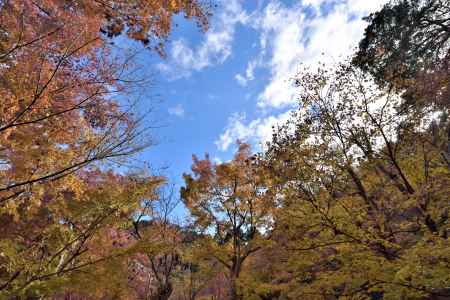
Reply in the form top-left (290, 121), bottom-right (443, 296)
top-left (0, 171), bottom-right (163, 298)
top-left (353, 0), bottom-right (450, 88)
top-left (0, 0), bottom-right (210, 297)
top-left (129, 185), bottom-right (183, 300)
top-left (353, 0), bottom-right (450, 180)
top-left (0, 0), bottom-right (210, 58)
top-left (181, 143), bottom-right (275, 300)
top-left (258, 62), bottom-right (449, 299)
top-left (0, 0), bottom-right (210, 207)
top-left (171, 229), bottom-right (224, 300)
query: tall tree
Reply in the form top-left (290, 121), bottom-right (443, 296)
top-left (0, 0), bottom-right (210, 297)
top-left (353, 0), bottom-right (450, 192)
top-left (129, 185), bottom-right (183, 300)
top-left (181, 143), bottom-right (275, 300)
top-left (353, 0), bottom-right (450, 89)
top-left (258, 62), bottom-right (450, 299)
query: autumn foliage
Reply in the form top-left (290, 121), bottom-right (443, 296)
top-left (0, 0), bottom-right (449, 299)
top-left (0, 0), bottom-right (209, 298)
top-left (179, 1), bottom-right (449, 299)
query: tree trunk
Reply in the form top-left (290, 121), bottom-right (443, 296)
top-left (229, 276), bottom-right (240, 300)
top-left (229, 263), bottom-right (242, 300)
top-left (151, 282), bottom-right (173, 300)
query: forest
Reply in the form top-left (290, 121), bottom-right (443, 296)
top-left (0, 0), bottom-right (449, 299)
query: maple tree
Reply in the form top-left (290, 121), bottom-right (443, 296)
top-left (181, 143), bottom-right (275, 300)
top-left (1, 0), bottom-right (448, 299)
top-left (178, 57), bottom-right (448, 299)
top-left (166, 223), bottom-right (227, 300)
top-left (229, 2), bottom-right (449, 298)
top-left (0, 0), bottom-right (210, 297)
top-left (129, 186), bottom-right (184, 300)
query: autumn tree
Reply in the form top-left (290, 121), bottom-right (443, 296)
top-left (353, 0), bottom-right (450, 88)
top-left (171, 226), bottom-right (225, 300)
top-left (171, 2), bottom-right (449, 299)
top-left (0, 0), bottom-right (210, 297)
top-left (249, 2), bottom-right (450, 297)
top-left (34, 173), bottom-right (164, 299)
top-left (128, 185), bottom-right (184, 300)
top-left (257, 62), bottom-right (449, 299)
top-left (181, 143), bottom-right (275, 300)
top-left (353, 0), bottom-right (450, 170)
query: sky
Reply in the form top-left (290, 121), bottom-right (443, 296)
top-left (131, 0), bottom-right (388, 215)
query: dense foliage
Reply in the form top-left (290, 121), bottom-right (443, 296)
top-left (179, 1), bottom-right (449, 299)
top-left (0, 0), bottom-right (448, 299)
top-left (0, 0), bottom-right (209, 298)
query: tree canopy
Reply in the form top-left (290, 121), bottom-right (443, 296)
top-left (0, 0), bottom-right (209, 297)
top-left (0, 0), bottom-right (449, 299)
top-left (353, 0), bottom-right (450, 88)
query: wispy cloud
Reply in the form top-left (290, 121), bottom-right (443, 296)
top-left (253, 0), bottom-right (386, 108)
top-left (215, 111), bottom-right (292, 152)
top-left (234, 58), bottom-right (258, 87)
top-left (168, 104), bottom-right (185, 117)
top-left (157, 0), bottom-right (249, 80)
top-left (216, 0), bottom-right (388, 151)
top-left (234, 73), bottom-right (248, 86)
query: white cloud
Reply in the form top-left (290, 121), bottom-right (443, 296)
top-left (168, 104), bottom-right (185, 117)
top-left (235, 73), bottom-right (248, 86)
top-left (171, 40), bottom-right (195, 68)
top-left (215, 111), bottom-right (292, 152)
top-left (347, 0), bottom-right (387, 14)
top-left (234, 58), bottom-right (259, 87)
top-left (253, 0), bottom-right (388, 108)
top-left (246, 59), bottom-right (257, 81)
top-left (302, 0), bottom-right (331, 6)
top-left (302, 0), bottom-right (386, 12)
top-left (216, 0), bottom-right (389, 151)
top-left (158, 0), bottom-right (249, 79)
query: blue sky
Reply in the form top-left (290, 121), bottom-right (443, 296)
top-left (130, 0), bottom-right (387, 216)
